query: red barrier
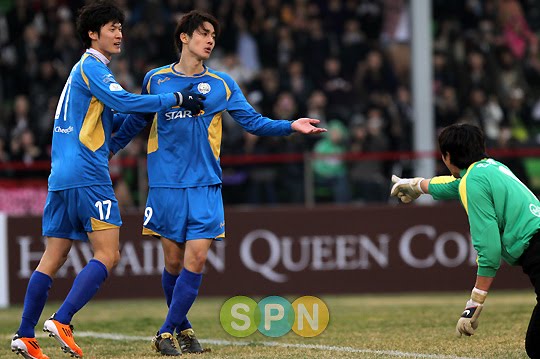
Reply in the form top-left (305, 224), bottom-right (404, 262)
top-left (2, 147), bottom-right (540, 171)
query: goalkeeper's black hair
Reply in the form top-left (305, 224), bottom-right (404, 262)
top-left (438, 123), bottom-right (488, 169)
top-left (174, 10), bottom-right (220, 53)
top-left (76, 0), bottom-right (125, 49)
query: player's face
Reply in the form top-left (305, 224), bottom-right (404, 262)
top-left (89, 21), bottom-right (122, 59)
top-left (442, 153), bottom-right (461, 177)
top-left (184, 22), bottom-right (216, 60)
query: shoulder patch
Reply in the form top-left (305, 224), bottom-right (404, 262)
top-left (102, 74), bottom-right (116, 84)
top-left (109, 83), bottom-right (123, 91)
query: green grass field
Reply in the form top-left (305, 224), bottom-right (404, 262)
top-left (0, 291), bottom-right (534, 358)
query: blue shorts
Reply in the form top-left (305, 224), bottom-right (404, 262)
top-left (142, 185), bottom-right (225, 243)
top-left (42, 185), bottom-right (122, 241)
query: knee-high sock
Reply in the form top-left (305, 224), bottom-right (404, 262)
top-left (54, 259), bottom-right (108, 324)
top-left (17, 271), bottom-right (52, 337)
top-left (159, 268), bottom-right (202, 335)
top-left (162, 269), bottom-right (192, 332)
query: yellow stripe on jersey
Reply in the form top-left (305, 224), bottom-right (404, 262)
top-left (216, 231), bottom-right (225, 239)
top-left (79, 96), bottom-right (105, 151)
top-left (142, 227), bottom-right (162, 237)
top-left (430, 175), bottom-right (458, 185)
top-left (147, 68), bottom-right (175, 94)
top-left (206, 72), bottom-right (231, 100)
top-left (208, 112), bottom-right (223, 159)
top-left (147, 115), bottom-right (158, 154)
top-left (80, 54), bottom-right (90, 88)
top-left (458, 162), bottom-right (479, 214)
top-left (90, 217), bottom-right (119, 231)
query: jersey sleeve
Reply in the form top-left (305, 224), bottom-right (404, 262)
top-left (112, 113), bottom-right (128, 133)
top-left (462, 176), bottom-right (501, 277)
top-left (81, 57), bottom-right (177, 113)
top-left (225, 76), bottom-right (293, 136)
top-left (428, 176), bottom-right (460, 200)
top-left (109, 72), bottom-right (156, 154)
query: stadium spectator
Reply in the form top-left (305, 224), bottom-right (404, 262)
top-left (435, 85), bottom-right (461, 131)
top-left (502, 87), bottom-right (533, 145)
top-left (8, 95), bottom-right (31, 140)
top-left (499, 0), bottom-right (538, 60)
top-left (349, 108), bottom-right (390, 203)
top-left (244, 132), bottom-right (281, 205)
top-left (313, 119), bottom-right (350, 203)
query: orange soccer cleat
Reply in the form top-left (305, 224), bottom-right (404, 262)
top-left (43, 316), bottom-right (83, 358)
top-left (11, 334), bottom-right (50, 359)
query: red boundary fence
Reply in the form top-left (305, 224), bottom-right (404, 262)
top-left (2, 147), bottom-right (540, 171)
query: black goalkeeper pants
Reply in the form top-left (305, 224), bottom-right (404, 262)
top-left (520, 231), bottom-right (540, 359)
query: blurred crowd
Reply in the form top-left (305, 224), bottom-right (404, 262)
top-left (1, 0), bottom-right (540, 208)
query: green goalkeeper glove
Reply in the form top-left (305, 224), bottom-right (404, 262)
top-left (390, 175), bottom-right (425, 203)
top-left (456, 287), bottom-right (488, 337)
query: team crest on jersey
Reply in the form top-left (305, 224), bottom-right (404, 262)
top-left (197, 82), bottom-right (211, 94)
top-left (530, 204), bottom-right (540, 218)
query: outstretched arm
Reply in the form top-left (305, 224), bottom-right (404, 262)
top-left (225, 75), bottom-right (326, 136)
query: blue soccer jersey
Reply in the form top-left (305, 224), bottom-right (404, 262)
top-left (111, 64), bottom-right (293, 188)
top-left (48, 50), bottom-right (178, 191)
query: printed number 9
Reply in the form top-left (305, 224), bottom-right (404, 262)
top-left (144, 207), bottom-right (153, 225)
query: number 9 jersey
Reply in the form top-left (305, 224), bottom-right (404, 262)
top-left (111, 64), bottom-right (293, 188)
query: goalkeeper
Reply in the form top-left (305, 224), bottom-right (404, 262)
top-left (390, 123), bottom-right (540, 358)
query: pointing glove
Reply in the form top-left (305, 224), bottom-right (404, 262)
top-left (456, 287), bottom-right (487, 337)
top-left (174, 83), bottom-right (206, 115)
top-left (390, 175), bottom-right (425, 203)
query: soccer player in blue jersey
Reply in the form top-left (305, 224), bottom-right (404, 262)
top-left (110, 10), bottom-right (326, 356)
top-left (10, 2), bottom-right (202, 359)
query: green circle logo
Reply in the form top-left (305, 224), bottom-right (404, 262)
top-left (220, 296), bottom-right (260, 337)
top-left (257, 296), bottom-right (294, 337)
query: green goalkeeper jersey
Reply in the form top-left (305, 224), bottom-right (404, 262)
top-left (428, 158), bottom-right (540, 277)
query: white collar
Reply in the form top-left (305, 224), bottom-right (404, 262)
top-left (86, 48), bottom-right (110, 65)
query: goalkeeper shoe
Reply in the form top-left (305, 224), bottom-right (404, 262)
top-left (151, 332), bottom-right (181, 356)
top-left (43, 315), bottom-right (83, 358)
top-left (11, 334), bottom-right (49, 359)
top-left (178, 328), bottom-right (209, 353)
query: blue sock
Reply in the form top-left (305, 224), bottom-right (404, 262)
top-left (162, 269), bottom-right (192, 332)
top-left (54, 259), bottom-right (108, 324)
top-left (159, 268), bottom-right (202, 335)
top-left (162, 268), bottom-right (178, 307)
top-left (18, 271), bottom-right (52, 338)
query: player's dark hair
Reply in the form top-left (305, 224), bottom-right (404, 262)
top-left (438, 123), bottom-right (488, 169)
top-left (76, 0), bottom-right (125, 49)
top-left (174, 10), bottom-right (220, 53)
